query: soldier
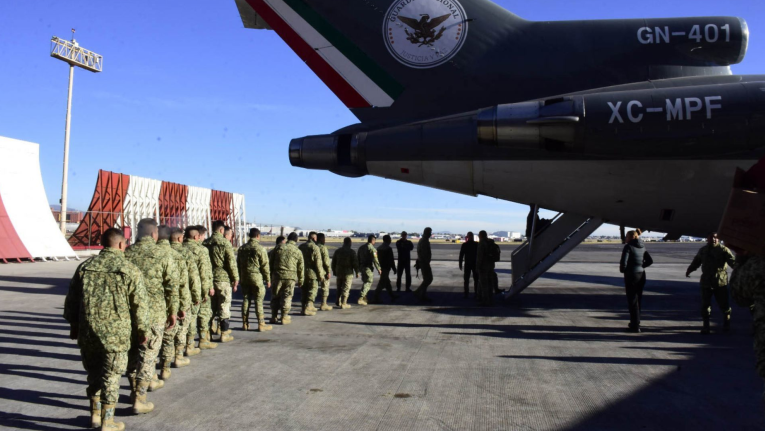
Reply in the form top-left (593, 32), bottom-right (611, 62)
top-left (332, 237), bottom-right (360, 308)
top-left (156, 225), bottom-right (190, 380)
top-left (369, 235), bottom-right (398, 304)
top-left (459, 232), bottom-right (479, 299)
top-left (205, 220), bottom-right (239, 343)
top-left (187, 225), bottom-right (217, 350)
top-left (270, 232), bottom-right (304, 324)
top-left (316, 233), bottom-right (333, 311)
top-left (730, 251), bottom-right (765, 404)
top-left (396, 231), bottom-right (414, 292)
top-left (357, 234), bottom-right (381, 305)
top-left (170, 227), bottom-right (200, 362)
top-left (180, 226), bottom-right (203, 356)
top-left (237, 228), bottom-right (272, 332)
top-left (686, 232), bottom-right (736, 334)
top-left (269, 236), bottom-right (285, 284)
top-left (413, 227), bottom-right (433, 302)
top-left (124, 218), bottom-right (179, 414)
top-left (64, 228), bottom-right (150, 430)
top-left (298, 232), bottom-right (325, 316)
top-left (476, 230), bottom-right (499, 306)
top-left (224, 226), bottom-right (234, 243)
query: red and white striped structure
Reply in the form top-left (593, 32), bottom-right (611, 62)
top-left (0, 136), bottom-right (78, 262)
top-left (69, 170), bottom-right (246, 248)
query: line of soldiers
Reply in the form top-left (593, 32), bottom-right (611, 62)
top-left (64, 219), bottom-right (242, 430)
top-left (458, 230), bottom-right (502, 306)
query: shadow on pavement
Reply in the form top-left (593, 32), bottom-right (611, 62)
top-left (0, 411), bottom-right (87, 431)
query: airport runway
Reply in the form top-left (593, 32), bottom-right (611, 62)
top-left (0, 244), bottom-right (761, 430)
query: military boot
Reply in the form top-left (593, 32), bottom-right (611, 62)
top-left (307, 302), bottom-right (317, 312)
top-left (90, 396), bottom-right (101, 428)
top-left (159, 361), bottom-right (171, 380)
top-left (357, 296), bottom-right (368, 306)
top-left (341, 296), bottom-right (352, 309)
top-left (101, 404), bottom-right (124, 431)
top-left (198, 331), bottom-right (217, 349)
top-left (320, 299), bottom-right (333, 311)
top-left (257, 319), bottom-right (273, 332)
top-left (701, 318), bottom-right (711, 335)
top-left (282, 315), bottom-right (292, 325)
top-left (723, 314), bottom-right (731, 332)
top-left (301, 305), bottom-right (316, 316)
top-left (173, 352), bottom-right (190, 368)
top-left (148, 376), bottom-right (164, 392)
top-left (242, 316), bottom-right (249, 331)
top-left (269, 317), bottom-right (280, 325)
top-left (185, 341), bottom-right (200, 356)
top-left (132, 381), bottom-right (155, 415)
top-left (220, 319), bottom-right (234, 342)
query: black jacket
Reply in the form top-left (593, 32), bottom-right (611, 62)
top-left (396, 239), bottom-right (413, 262)
top-left (459, 241), bottom-right (478, 268)
top-left (620, 238), bottom-right (653, 273)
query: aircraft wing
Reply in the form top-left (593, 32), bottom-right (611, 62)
top-left (235, 0), bottom-right (271, 30)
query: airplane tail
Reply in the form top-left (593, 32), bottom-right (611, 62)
top-left (236, 0), bottom-right (746, 126)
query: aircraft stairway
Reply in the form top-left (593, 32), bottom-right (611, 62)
top-left (507, 211), bottom-right (604, 298)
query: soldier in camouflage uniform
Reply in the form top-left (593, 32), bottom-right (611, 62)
top-left (65, 228), bottom-right (150, 430)
top-left (237, 228), bottom-right (272, 332)
top-left (414, 228), bottom-right (434, 302)
top-left (370, 235), bottom-right (398, 304)
top-left (187, 225), bottom-right (217, 350)
top-left (269, 236), bottom-right (285, 284)
top-left (686, 232), bottom-right (736, 334)
top-left (170, 227), bottom-right (200, 363)
top-left (157, 226), bottom-right (190, 380)
top-left (271, 232), bottom-right (304, 324)
top-left (298, 232), bottom-right (325, 316)
top-left (124, 218), bottom-right (179, 414)
top-left (730, 252), bottom-right (765, 404)
top-left (357, 234), bottom-right (381, 305)
top-left (316, 233), bottom-right (333, 311)
top-left (332, 237), bottom-right (360, 309)
top-left (179, 226), bottom-right (202, 357)
top-left (205, 220), bottom-right (239, 342)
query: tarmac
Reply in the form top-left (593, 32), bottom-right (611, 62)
top-left (0, 243), bottom-right (763, 430)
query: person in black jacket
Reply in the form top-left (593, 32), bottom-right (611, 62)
top-left (619, 229), bottom-right (653, 333)
top-left (459, 232), bottom-right (479, 299)
top-left (395, 232), bottom-right (414, 292)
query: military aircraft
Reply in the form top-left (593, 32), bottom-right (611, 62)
top-left (234, 0), bottom-right (764, 295)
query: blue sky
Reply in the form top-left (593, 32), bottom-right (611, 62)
top-left (1, 0), bottom-right (763, 235)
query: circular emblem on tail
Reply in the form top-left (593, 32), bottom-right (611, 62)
top-left (383, 0), bottom-right (468, 69)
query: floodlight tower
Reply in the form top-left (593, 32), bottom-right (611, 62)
top-left (50, 29), bottom-right (103, 234)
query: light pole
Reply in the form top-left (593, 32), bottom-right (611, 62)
top-left (50, 29), bottom-right (103, 234)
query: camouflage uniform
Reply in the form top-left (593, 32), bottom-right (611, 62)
top-left (414, 236), bottom-right (433, 300)
top-left (205, 232), bottom-right (238, 322)
top-left (332, 244), bottom-right (359, 307)
top-left (357, 242), bottom-right (380, 301)
top-left (299, 239), bottom-right (325, 313)
top-left (237, 238), bottom-right (271, 327)
top-left (172, 241), bottom-right (200, 354)
top-left (317, 242), bottom-right (332, 306)
top-left (124, 236), bottom-right (179, 384)
top-left (371, 243), bottom-right (397, 303)
top-left (271, 239), bottom-right (304, 321)
top-left (730, 254), bottom-right (765, 380)
top-left (158, 239), bottom-right (190, 364)
top-left (476, 238), bottom-right (497, 306)
top-left (185, 238), bottom-right (214, 345)
top-left (64, 248), bottom-right (150, 406)
top-left (687, 243), bottom-right (736, 320)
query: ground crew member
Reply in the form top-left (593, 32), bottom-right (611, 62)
top-left (179, 226), bottom-right (203, 357)
top-left (730, 251), bottom-right (765, 403)
top-left (64, 228), bottom-right (150, 430)
top-left (414, 228), bottom-right (433, 302)
top-left (316, 233), bottom-right (333, 311)
top-left (186, 225), bottom-right (216, 350)
top-left (170, 228), bottom-right (199, 363)
top-left (332, 237), bottom-right (359, 308)
top-left (459, 232), bottom-right (479, 299)
top-left (298, 232), bottom-right (325, 316)
top-left (271, 232), bottom-right (304, 324)
top-left (476, 230), bottom-right (498, 306)
top-left (357, 235), bottom-right (381, 305)
top-left (396, 231), bottom-right (414, 292)
top-left (156, 225), bottom-right (190, 380)
top-left (686, 232), bottom-right (736, 334)
top-left (206, 220), bottom-right (239, 343)
top-left (124, 218), bottom-right (179, 414)
top-left (370, 235), bottom-right (398, 304)
top-left (237, 228), bottom-right (272, 332)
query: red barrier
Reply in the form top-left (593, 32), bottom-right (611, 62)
top-left (0, 193), bottom-right (32, 263)
top-left (210, 190), bottom-right (232, 223)
top-left (69, 170), bottom-right (130, 248)
top-left (159, 181), bottom-right (188, 227)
